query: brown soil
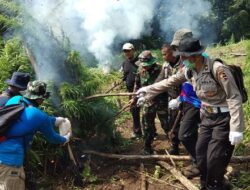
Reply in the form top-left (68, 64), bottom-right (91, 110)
top-left (83, 118), bottom-right (200, 190)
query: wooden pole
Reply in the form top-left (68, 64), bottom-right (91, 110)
top-left (84, 92), bottom-right (136, 100)
top-left (105, 81), bottom-right (123, 93)
top-left (140, 163), bottom-right (147, 190)
top-left (168, 110), bottom-right (182, 140)
top-left (82, 150), bottom-right (250, 163)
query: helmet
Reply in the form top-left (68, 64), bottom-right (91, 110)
top-left (22, 80), bottom-right (48, 99)
top-left (138, 50), bottom-right (156, 67)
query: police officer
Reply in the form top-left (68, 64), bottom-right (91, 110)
top-left (121, 43), bottom-right (142, 139)
top-left (135, 50), bottom-right (169, 155)
top-left (170, 29), bottom-right (201, 178)
top-left (137, 37), bottom-right (244, 190)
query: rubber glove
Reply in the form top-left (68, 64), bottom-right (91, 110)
top-left (229, 131), bottom-right (243, 145)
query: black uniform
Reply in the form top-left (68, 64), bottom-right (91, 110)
top-left (122, 57), bottom-right (142, 135)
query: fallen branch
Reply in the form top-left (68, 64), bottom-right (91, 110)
top-left (84, 92), bottom-right (136, 100)
top-left (105, 81), bottom-right (123, 93)
top-left (158, 161), bottom-right (199, 190)
top-left (140, 163), bottom-right (147, 190)
top-left (82, 150), bottom-right (250, 163)
top-left (230, 53), bottom-right (247, 56)
top-left (132, 169), bottom-right (184, 190)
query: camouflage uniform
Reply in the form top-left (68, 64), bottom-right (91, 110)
top-left (135, 51), bottom-right (169, 153)
top-left (157, 59), bottom-right (182, 154)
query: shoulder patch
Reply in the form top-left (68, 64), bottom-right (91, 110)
top-left (217, 68), bottom-right (228, 81)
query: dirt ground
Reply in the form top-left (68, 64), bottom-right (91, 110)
top-left (83, 118), bottom-right (201, 190)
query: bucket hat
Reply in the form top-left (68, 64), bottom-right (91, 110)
top-left (22, 80), bottom-right (48, 99)
top-left (5, 72), bottom-right (30, 90)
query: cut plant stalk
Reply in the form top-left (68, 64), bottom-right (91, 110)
top-left (84, 92), bottom-right (136, 100)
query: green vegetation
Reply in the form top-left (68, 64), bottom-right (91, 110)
top-left (0, 0), bottom-right (250, 189)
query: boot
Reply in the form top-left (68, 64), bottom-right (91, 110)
top-left (223, 180), bottom-right (233, 190)
top-left (143, 146), bottom-right (153, 155)
top-left (168, 144), bottom-right (179, 155)
top-left (182, 164), bottom-right (200, 179)
top-left (131, 132), bottom-right (142, 140)
top-left (200, 180), bottom-right (207, 190)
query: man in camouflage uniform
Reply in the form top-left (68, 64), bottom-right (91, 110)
top-left (134, 50), bottom-right (169, 154)
top-left (157, 43), bottom-right (182, 155)
top-left (137, 38), bottom-right (243, 190)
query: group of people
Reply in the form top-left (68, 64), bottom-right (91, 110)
top-left (0, 72), bottom-right (72, 190)
top-left (121, 28), bottom-right (245, 190)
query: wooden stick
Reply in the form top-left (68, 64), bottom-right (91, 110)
top-left (230, 53), bottom-right (247, 56)
top-left (23, 45), bottom-right (37, 73)
top-left (168, 110), bottom-right (182, 140)
top-left (82, 150), bottom-right (250, 163)
top-left (165, 149), bottom-right (176, 168)
top-left (105, 81), bottom-right (123, 93)
top-left (132, 169), bottom-right (184, 190)
top-left (157, 161), bottom-right (199, 190)
top-left (140, 163), bottom-right (147, 190)
top-left (84, 92), bottom-right (136, 100)
top-left (67, 143), bottom-right (77, 166)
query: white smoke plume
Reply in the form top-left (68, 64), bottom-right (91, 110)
top-left (22, 0), bottom-right (157, 73)
top-left (18, 0), bottom-right (213, 80)
top-left (157, 0), bottom-right (213, 42)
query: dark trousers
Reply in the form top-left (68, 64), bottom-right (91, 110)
top-left (130, 105), bottom-right (142, 134)
top-left (128, 86), bottom-right (142, 135)
top-left (179, 102), bottom-right (200, 163)
top-left (143, 102), bottom-right (169, 149)
top-left (196, 112), bottom-right (234, 190)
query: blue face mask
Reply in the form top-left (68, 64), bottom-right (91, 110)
top-left (183, 60), bottom-right (195, 70)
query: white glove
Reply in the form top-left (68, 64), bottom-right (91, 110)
top-left (168, 98), bottom-right (180, 110)
top-left (137, 96), bottom-right (146, 107)
top-left (229, 131), bottom-right (243, 145)
top-left (55, 117), bottom-right (66, 127)
top-left (136, 86), bottom-right (148, 96)
top-left (58, 118), bottom-right (72, 136)
top-left (63, 132), bottom-right (72, 144)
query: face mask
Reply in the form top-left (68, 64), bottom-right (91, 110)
top-left (183, 60), bottom-right (195, 70)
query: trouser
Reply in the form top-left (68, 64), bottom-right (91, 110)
top-left (128, 88), bottom-right (142, 134)
top-left (143, 102), bottom-right (169, 149)
top-left (130, 105), bottom-right (142, 134)
top-left (0, 164), bottom-right (25, 190)
top-left (178, 102), bottom-right (200, 163)
top-left (196, 111), bottom-right (234, 190)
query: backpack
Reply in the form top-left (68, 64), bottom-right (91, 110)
top-left (0, 99), bottom-right (27, 141)
top-left (211, 58), bottom-right (248, 103)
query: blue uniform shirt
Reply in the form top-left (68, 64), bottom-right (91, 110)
top-left (0, 96), bottom-right (66, 167)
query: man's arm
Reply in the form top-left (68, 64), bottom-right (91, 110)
top-left (39, 114), bottom-right (67, 144)
top-left (144, 71), bottom-right (186, 100)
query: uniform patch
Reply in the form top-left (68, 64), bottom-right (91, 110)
top-left (218, 69), bottom-right (228, 81)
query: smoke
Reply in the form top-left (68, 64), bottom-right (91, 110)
top-left (157, 0), bottom-right (214, 43)
top-left (20, 0), bottom-right (157, 74)
top-left (17, 0), bottom-right (214, 80)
